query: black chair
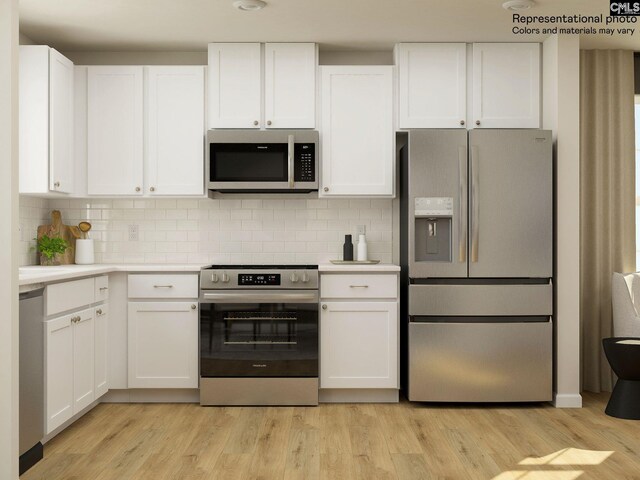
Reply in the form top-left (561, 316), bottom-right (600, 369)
top-left (602, 337), bottom-right (640, 419)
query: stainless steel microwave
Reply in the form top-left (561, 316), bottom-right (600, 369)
top-left (207, 130), bottom-right (319, 193)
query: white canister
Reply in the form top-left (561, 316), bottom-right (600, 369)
top-left (356, 234), bottom-right (368, 261)
top-left (75, 239), bottom-right (95, 265)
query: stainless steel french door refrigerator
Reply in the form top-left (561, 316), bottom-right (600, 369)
top-left (400, 129), bottom-right (553, 402)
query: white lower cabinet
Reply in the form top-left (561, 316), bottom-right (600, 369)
top-left (320, 301), bottom-right (398, 389)
top-left (94, 304), bottom-right (109, 398)
top-left (72, 309), bottom-right (95, 413)
top-left (44, 275), bottom-right (109, 435)
top-left (128, 301), bottom-right (198, 388)
top-left (45, 307), bottom-right (100, 434)
top-left (45, 314), bottom-right (74, 434)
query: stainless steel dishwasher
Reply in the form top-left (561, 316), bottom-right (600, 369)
top-left (19, 286), bottom-right (44, 474)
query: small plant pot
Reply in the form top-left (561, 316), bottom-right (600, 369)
top-left (40, 255), bottom-right (61, 266)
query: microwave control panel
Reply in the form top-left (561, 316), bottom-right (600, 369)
top-left (294, 144), bottom-right (315, 182)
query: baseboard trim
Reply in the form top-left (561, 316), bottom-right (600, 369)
top-left (319, 389), bottom-right (399, 403)
top-left (102, 388), bottom-right (199, 403)
top-left (553, 392), bottom-right (583, 408)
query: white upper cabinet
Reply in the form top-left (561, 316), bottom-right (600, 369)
top-left (208, 42), bottom-right (317, 129)
top-left (396, 43), bottom-right (467, 129)
top-left (472, 43), bottom-right (540, 128)
top-left (264, 43), bottom-right (316, 129)
top-left (87, 66), bottom-right (144, 195)
top-left (20, 46), bottom-right (75, 194)
top-left (320, 66), bottom-right (394, 197)
top-left (208, 43), bottom-right (262, 129)
top-left (146, 66), bottom-right (205, 195)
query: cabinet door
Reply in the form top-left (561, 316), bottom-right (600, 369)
top-left (208, 43), bottom-right (261, 129)
top-left (49, 48), bottom-right (75, 193)
top-left (472, 43), bottom-right (540, 128)
top-left (320, 301), bottom-right (398, 389)
top-left (146, 66), bottom-right (205, 195)
top-left (128, 302), bottom-right (198, 388)
top-left (264, 43), bottom-right (316, 129)
top-left (320, 66), bottom-right (394, 196)
top-left (73, 308), bottom-right (95, 414)
top-left (94, 304), bottom-right (109, 399)
top-left (45, 314), bottom-right (73, 434)
top-left (87, 66), bottom-right (144, 195)
top-left (397, 43), bottom-right (466, 129)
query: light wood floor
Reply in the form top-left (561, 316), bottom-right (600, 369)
top-left (21, 393), bottom-right (640, 480)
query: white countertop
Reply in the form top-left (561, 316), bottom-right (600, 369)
top-left (318, 263), bottom-right (401, 273)
top-left (19, 264), bottom-right (208, 286)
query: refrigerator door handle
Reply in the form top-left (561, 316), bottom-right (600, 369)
top-left (470, 146), bottom-right (479, 263)
top-left (458, 146), bottom-right (467, 263)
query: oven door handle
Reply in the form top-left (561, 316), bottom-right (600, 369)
top-left (201, 290), bottom-right (319, 304)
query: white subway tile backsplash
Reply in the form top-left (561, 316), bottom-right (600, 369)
top-left (19, 196), bottom-right (393, 265)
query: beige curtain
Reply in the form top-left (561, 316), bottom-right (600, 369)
top-left (580, 50), bottom-right (636, 393)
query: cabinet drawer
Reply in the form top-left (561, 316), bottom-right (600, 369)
top-left (128, 274), bottom-right (199, 299)
top-left (46, 278), bottom-right (95, 316)
top-left (94, 275), bottom-right (109, 303)
top-left (321, 274), bottom-right (398, 299)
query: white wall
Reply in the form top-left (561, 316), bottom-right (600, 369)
top-left (543, 34), bottom-right (582, 408)
top-left (49, 197), bottom-right (393, 265)
top-left (0, 0), bottom-right (20, 478)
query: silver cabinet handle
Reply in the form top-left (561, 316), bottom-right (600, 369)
top-left (253, 120), bottom-right (259, 126)
top-left (191, 304), bottom-right (197, 310)
top-left (322, 304), bottom-right (327, 310)
top-left (150, 187), bottom-right (155, 192)
top-left (153, 285), bottom-right (174, 288)
top-left (287, 134), bottom-right (295, 189)
top-left (470, 145), bottom-right (479, 263)
top-left (458, 145), bottom-right (467, 263)
top-left (475, 120), bottom-right (481, 126)
top-left (54, 181), bottom-right (60, 188)
top-left (99, 286), bottom-right (108, 291)
top-left (349, 285), bottom-right (369, 288)
top-left (96, 309), bottom-right (103, 315)
top-left (323, 187), bottom-right (329, 192)
top-left (135, 186), bottom-right (141, 192)
top-left (267, 120), bottom-right (272, 126)
top-left (460, 120), bottom-right (465, 126)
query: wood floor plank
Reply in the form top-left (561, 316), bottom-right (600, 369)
top-left (21, 393), bottom-right (640, 480)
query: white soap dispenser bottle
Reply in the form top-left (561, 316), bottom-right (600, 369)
top-left (357, 234), bottom-right (368, 262)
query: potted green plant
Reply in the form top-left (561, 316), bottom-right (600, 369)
top-left (36, 235), bottom-right (69, 266)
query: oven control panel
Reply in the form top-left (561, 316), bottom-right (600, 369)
top-left (238, 274), bottom-right (281, 286)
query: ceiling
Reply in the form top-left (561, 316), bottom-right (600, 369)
top-left (19, 0), bottom-right (640, 52)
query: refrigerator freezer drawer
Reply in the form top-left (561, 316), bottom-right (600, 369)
top-left (408, 320), bottom-right (552, 402)
top-left (409, 283), bottom-right (552, 316)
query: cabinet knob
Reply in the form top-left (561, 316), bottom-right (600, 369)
top-left (221, 273), bottom-right (230, 283)
top-left (460, 120), bottom-right (465, 126)
top-left (191, 304), bottom-right (197, 310)
top-left (267, 120), bottom-right (272, 126)
top-left (54, 181), bottom-right (60, 188)
top-left (96, 309), bottom-right (103, 315)
top-left (301, 272), bottom-right (309, 283)
top-left (135, 186), bottom-right (141, 192)
top-left (323, 187), bottom-right (329, 192)
top-left (150, 187), bottom-right (155, 192)
top-left (253, 120), bottom-right (259, 126)
top-left (290, 273), bottom-right (299, 283)
top-left (322, 304), bottom-right (327, 310)
top-left (475, 120), bottom-right (481, 126)
top-left (211, 273), bottom-right (219, 283)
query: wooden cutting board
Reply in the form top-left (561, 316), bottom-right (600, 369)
top-left (37, 210), bottom-right (81, 265)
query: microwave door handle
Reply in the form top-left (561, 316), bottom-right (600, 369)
top-left (288, 134), bottom-right (295, 189)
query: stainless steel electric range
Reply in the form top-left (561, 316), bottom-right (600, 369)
top-left (199, 265), bottom-right (319, 406)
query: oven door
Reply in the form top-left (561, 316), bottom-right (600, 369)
top-left (200, 290), bottom-right (318, 378)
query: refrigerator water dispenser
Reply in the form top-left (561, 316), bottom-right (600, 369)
top-left (414, 197), bottom-right (453, 263)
